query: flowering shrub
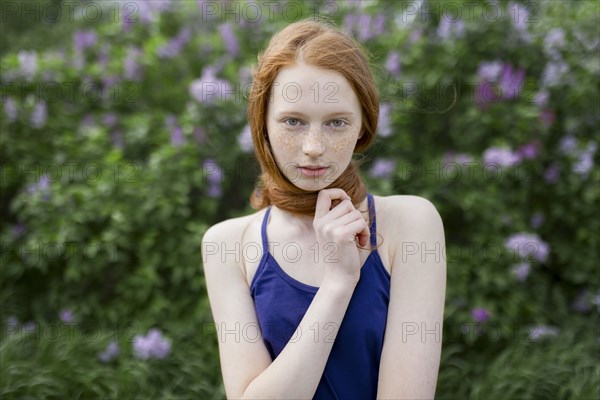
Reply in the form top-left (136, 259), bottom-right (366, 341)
top-left (1, 0), bottom-right (598, 398)
top-left (133, 328), bottom-right (172, 360)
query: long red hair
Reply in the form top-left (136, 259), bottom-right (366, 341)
top-left (247, 18), bottom-right (380, 219)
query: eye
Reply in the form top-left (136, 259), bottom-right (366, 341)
top-left (329, 119), bottom-right (348, 128)
top-left (283, 118), bottom-right (302, 127)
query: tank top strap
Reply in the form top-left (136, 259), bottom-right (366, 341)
top-left (261, 206), bottom-right (272, 254)
top-left (262, 197), bottom-right (376, 251)
top-left (367, 193), bottom-right (377, 248)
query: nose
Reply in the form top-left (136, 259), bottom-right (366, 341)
top-left (302, 126), bottom-right (325, 157)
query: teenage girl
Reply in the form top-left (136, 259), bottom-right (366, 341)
top-left (202, 18), bottom-right (446, 400)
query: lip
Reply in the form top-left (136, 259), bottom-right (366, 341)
top-left (298, 166), bottom-right (328, 177)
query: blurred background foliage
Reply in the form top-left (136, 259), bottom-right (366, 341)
top-left (1, 0), bottom-right (599, 398)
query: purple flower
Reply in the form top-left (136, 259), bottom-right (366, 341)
top-left (238, 66), bottom-right (252, 86)
top-left (99, 341), bottom-right (120, 362)
top-left (505, 232), bottom-right (550, 263)
top-left (345, 13), bottom-right (385, 42)
top-left (508, 2), bottom-right (532, 42)
top-left (59, 308), bottom-right (75, 324)
top-left (471, 308), bottom-right (490, 323)
top-left (533, 90), bottom-right (549, 107)
top-left (22, 321), bottom-right (36, 332)
top-left (573, 152), bottom-right (593, 176)
top-left (483, 147), bottom-right (520, 168)
top-left (373, 14), bottom-right (386, 36)
top-left (201, 158), bottom-right (223, 199)
top-left (530, 212), bottom-right (545, 229)
top-left (357, 14), bottom-right (373, 42)
top-left (4, 97), bottom-right (17, 122)
top-left (540, 109), bottom-right (555, 128)
top-left (385, 51), bottom-right (401, 77)
top-left (207, 183), bottom-right (222, 198)
top-left (164, 114), bottom-right (184, 146)
top-left (511, 262), bottom-right (531, 282)
top-left (437, 17), bottom-right (465, 40)
top-left (98, 44), bottom-right (110, 68)
top-left (515, 141), bottom-right (540, 160)
top-left (237, 124), bottom-right (253, 152)
top-left (157, 28), bottom-right (191, 59)
top-left (573, 142), bottom-right (596, 177)
top-left (475, 80), bottom-right (501, 108)
top-left (475, 62), bottom-right (525, 105)
top-left (203, 159), bottom-right (223, 185)
top-left (369, 158), bottom-right (396, 179)
top-left (408, 27), bottom-right (423, 45)
top-left (498, 64), bottom-right (526, 100)
top-left (544, 163), bottom-right (560, 183)
top-left (5, 316), bottom-right (19, 329)
top-left (27, 174), bottom-right (50, 195)
top-left (189, 66), bottom-right (233, 104)
top-left (218, 23), bottom-right (239, 58)
top-left (102, 112), bottom-right (118, 128)
top-left (571, 289), bottom-right (591, 313)
top-left (11, 223), bottom-right (26, 239)
top-left (171, 125), bottom-right (184, 146)
top-left (111, 130), bottom-right (124, 149)
top-left (102, 75), bottom-right (121, 100)
top-left (541, 61), bottom-right (569, 88)
top-left (18, 50), bottom-right (38, 81)
top-left (136, 0), bottom-right (171, 24)
top-left (124, 47), bottom-right (143, 81)
top-left (559, 135), bottom-right (577, 155)
top-left (377, 103), bottom-right (392, 137)
top-left (543, 28), bottom-right (566, 60)
top-left (73, 30), bottom-right (97, 52)
top-left (343, 14), bottom-right (358, 35)
top-left (528, 325), bottom-right (559, 341)
top-left (133, 328), bottom-right (172, 360)
top-left (477, 61), bottom-right (503, 82)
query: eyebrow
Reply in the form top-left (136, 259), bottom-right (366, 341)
top-left (274, 111), bottom-right (355, 119)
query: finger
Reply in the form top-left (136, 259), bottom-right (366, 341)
top-left (344, 219), bottom-right (370, 246)
top-left (335, 209), bottom-right (363, 226)
top-left (355, 222), bottom-right (370, 248)
top-left (324, 199), bottom-right (356, 221)
top-left (315, 189), bottom-right (351, 219)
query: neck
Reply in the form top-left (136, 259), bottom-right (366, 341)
top-left (271, 206), bottom-right (315, 234)
top-left (270, 195), bottom-right (370, 235)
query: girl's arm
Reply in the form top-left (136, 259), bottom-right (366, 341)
top-left (376, 195), bottom-right (447, 399)
top-left (202, 219), bottom-right (358, 400)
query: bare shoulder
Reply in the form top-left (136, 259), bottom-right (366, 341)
top-left (202, 211), bottom-right (258, 243)
top-left (375, 194), bottom-right (443, 232)
top-left (374, 195), bottom-right (445, 268)
top-left (201, 209), bottom-right (267, 274)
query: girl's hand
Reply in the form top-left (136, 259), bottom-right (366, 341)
top-left (313, 188), bottom-right (370, 284)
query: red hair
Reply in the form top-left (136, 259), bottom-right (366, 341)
top-left (247, 18), bottom-right (380, 221)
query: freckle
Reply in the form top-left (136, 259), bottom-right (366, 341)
top-left (329, 134), bottom-right (358, 151)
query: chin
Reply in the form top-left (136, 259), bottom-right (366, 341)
top-left (286, 178), bottom-right (327, 192)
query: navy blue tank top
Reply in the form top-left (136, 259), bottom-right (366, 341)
top-left (250, 193), bottom-right (391, 399)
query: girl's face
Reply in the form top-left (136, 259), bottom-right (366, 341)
top-left (266, 62), bottom-right (364, 191)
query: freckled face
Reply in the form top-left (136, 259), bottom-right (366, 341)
top-left (266, 62), bottom-right (364, 191)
